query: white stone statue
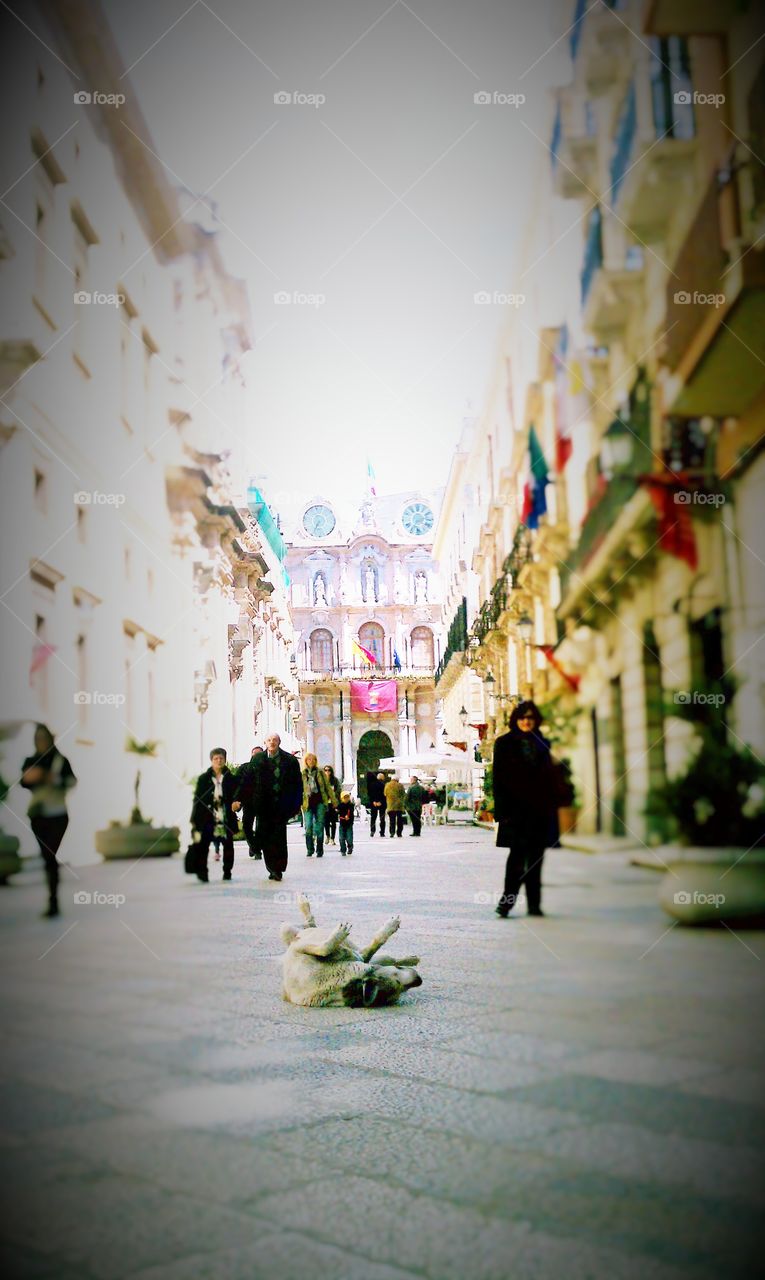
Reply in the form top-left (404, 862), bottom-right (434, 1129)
top-left (364, 565), bottom-right (376, 602)
top-left (314, 574), bottom-right (327, 606)
top-left (414, 571), bottom-right (428, 604)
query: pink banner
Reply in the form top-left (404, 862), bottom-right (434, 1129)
top-left (350, 680), bottom-right (397, 714)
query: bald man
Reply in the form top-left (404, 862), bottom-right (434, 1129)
top-left (248, 733), bottom-right (303, 880)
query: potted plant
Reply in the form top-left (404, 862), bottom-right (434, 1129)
top-left (650, 679), bottom-right (765, 923)
top-left (0, 772), bottom-right (22, 884)
top-left (95, 737), bottom-right (180, 860)
top-left (537, 697), bottom-right (583, 834)
top-left (555, 758), bottom-right (579, 834)
top-left (475, 763), bottom-right (494, 824)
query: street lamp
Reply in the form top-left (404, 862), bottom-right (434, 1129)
top-left (599, 416), bottom-right (634, 480)
top-left (517, 613), bottom-right (534, 645)
top-left (459, 704), bottom-right (468, 730)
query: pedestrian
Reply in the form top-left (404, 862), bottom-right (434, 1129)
top-left (301, 752), bottom-right (332, 858)
top-left (405, 774), bottom-right (427, 837)
top-left (368, 771), bottom-right (387, 837)
top-left (322, 764), bottom-right (340, 846)
top-left (246, 734), bottom-right (302, 881)
top-left (20, 724), bottom-right (77, 918)
top-left (337, 790), bottom-right (355, 856)
top-left (232, 745), bottom-right (264, 859)
top-left (384, 775), bottom-right (407, 838)
top-left (493, 700), bottom-right (557, 918)
top-left (191, 747), bottom-right (239, 882)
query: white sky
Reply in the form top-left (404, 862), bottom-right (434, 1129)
top-left (105, 0), bottom-right (569, 504)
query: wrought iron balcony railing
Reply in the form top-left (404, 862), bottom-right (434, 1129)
top-left (434, 597), bottom-right (468, 685)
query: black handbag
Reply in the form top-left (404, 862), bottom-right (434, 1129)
top-left (183, 842), bottom-right (198, 874)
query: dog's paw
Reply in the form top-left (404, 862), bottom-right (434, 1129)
top-left (335, 922), bottom-right (352, 944)
top-left (385, 916), bottom-right (401, 936)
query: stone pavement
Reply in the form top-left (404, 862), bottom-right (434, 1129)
top-left (1, 822), bottom-right (763, 1280)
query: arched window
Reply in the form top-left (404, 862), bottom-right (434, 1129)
top-left (410, 626), bottom-right (434, 668)
top-left (310, 628), bottom-right (333, 672)
top-left (358, 621), bottom-right (384, 665)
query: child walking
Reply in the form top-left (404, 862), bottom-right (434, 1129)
top-left (337, 791), bottom-right (354, 856)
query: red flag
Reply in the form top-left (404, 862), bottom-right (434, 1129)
top-left (642, 476), bottom-right (698, 570)
top-left (538, 645), bottom-right (581, 692)
top-left (29, 642), bottom-right (57, 682)
top-left (350, 680), bottom-right (397, 713)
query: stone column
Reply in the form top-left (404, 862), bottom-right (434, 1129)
top-left (305, 693), bottom-right (316, 754)
top-left (334, 693), bottom-right (343, 777)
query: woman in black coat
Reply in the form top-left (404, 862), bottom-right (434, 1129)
top-left (493, 700), bottom-right (557, 918)
top-left (191, 748), bottom-right (239, 883)
top-left (21, 724), bottom-right (77, 918)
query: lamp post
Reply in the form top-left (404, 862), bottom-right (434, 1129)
top-left (517, 612), bottom-right (534, 695)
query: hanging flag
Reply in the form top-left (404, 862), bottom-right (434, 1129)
top-left (350, 680), bottom-right (397, 713)
top-left (521, 425), bottom-right (549, 530)
top-left (538, 644), bottom-right (581, 692)
top-left (553, 327), bottom-right (573, 472)
top-left (29, 642), bottom-right (57, 683)
top-left (642, 475), bottom-right (698, 569)
top-left (392, 648), bottom-right (402, 672)
top-left (366, 458), bottom-right (377, 496)
top-left (352, 637), bottom-right (377, 666)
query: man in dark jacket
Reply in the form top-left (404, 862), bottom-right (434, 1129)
top-left (367, 771), bottom-right (388, 837)
top-left (405, 775), bottom-right (427, 837)
top-left (232, 745), bottom-right (263, 858)
top-left (493, 701), bottom-right (557, 917)
top-left (248, 733), bottom-right (303, 880)
top-left (191, 748), bottom-right (239, 882)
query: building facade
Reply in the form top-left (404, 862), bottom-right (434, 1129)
top-left (286, 491), bottom-right (443, 798)
top-left (0, 0), bottom-right (296, 856)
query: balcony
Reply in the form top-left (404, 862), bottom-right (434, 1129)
top-left (663, 170), bottom-right (765, 417)
top-left (435, 597), bottom-right (468, 690)
top-left (298, 663), bottom-right (434, 684)
top-left (612, 48), bottom-right (697, 240)
top-left (551, 96), bottom-right (598, 199)
top-left (581, 212), bottom-right (645, 340)
top-left (576, 0), bottom-right (631, 97)
top-left (247, 486), bottom-right (286, 564)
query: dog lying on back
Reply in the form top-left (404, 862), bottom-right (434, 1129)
top-left (281, 894), bottom-right (422, 1007)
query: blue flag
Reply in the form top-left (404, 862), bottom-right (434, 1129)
top-left (393, 648), bottom-right (402, 671)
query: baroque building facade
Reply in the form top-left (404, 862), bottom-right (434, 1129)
top-left (286, 491), bottom-right (444, 798)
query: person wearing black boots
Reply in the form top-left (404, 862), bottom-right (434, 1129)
top-left (191, 748), bottom-right (239, 882)
top-left (232, 745), bottom-right (264, 859)
top-left (21, 724), bottom-right (77, 918)
top-left (493, 701), bottom-right (557, 918)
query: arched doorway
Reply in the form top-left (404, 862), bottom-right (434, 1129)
top-left (356, 729), bottom-right (393, 803)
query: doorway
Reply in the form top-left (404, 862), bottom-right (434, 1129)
top-left (356, 729), bottom-right (393, 803)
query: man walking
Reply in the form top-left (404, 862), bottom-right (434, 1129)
top-left (405, 775), bottom-right (427, 837)
top-left (301, 753), bottom-right (332, 857)
top-left (232, 745), bottom-right (263, 858)
top-left (248, 733), bottom-right (302, 881)
top-left (384, 775), bottom-right (407, 838)
top-left (191, 748), bottom-right (239, 882)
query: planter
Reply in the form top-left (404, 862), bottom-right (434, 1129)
top-left (0, 832), bottom-right (22, 884)
top-left (558, 805), bottom-right (580, 835)
top-left (95, 823), bottom-right (180, 860)
top-left (657, 848), bottom-right (765, 925)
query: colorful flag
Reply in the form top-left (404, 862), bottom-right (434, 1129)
top-left (352, 637), bottom-right (377, 666)
top-left (521, 425), bottom-right (549, 530)
top-left (642, 475), bottom-right (698, 569)
top-left (350, 680), bottom-right (397, 713)
top-left (553, 327), bottom-right (573, 473)
top-left (366, 458), bottom-right (377, 496)
top-left (392, 648), bottom-right (402, 672)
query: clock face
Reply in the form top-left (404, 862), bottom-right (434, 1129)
top-left (402, 501), bottom-right (434, 537)
top-left (303, 504), bottom-right (336, 538)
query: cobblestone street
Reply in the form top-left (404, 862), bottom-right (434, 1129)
top-left (1, 823), bottom-right (763, 1279)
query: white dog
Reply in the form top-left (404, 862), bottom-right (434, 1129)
top-left (280, 895), bottom-right (422, 1007)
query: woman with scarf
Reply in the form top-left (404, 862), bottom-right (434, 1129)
top-left (493, 700), bottom-right (558, 918)
top-left (21, 724), bottom-right (77, 918)
top-left (322, 764), bottom-right (340, 847)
